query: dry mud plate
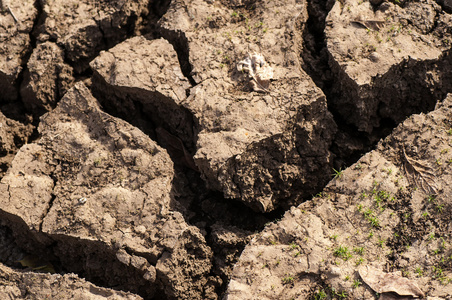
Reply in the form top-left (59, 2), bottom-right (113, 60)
top-left (0, 0), bottom-right (450, 299)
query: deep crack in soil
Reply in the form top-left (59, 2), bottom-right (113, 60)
top-left (0, 0), bottom-right (451, 299)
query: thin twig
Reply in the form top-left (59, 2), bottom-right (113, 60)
top-left (7, 6), bottom-right (18, 23)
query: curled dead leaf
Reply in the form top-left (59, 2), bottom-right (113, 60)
top-left (359, 266), bottom-right (425, 298)
top-left (237, 53), bottom-right (273, 92)
top-left (402, 146), bottom-right (438, 195)
top-left (351, 19), bottom-right (385, 31)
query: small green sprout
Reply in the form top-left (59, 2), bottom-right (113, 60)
top-left (353, 279), bottom-right (362, 288)
top-left (353, 247), bottom-right (365, 255)
top-left (332, 168), bottom-right (343, 179)
top-left (356, 257), bottom-right (364, 265)
top-left (367, 215), bottom-right (380, 228)
top-left (282, 275), bottom-right (294, 284)
top-left (94, 158), bottom-right (102, 167)
top-left (433, 266), bottom-right (444, 278)
top-left (436, 204), bottom-right (444, 213)
top-left (314, 289), bottom-right (327, 300)
top-left (334, 246), bottom-right (353, 261)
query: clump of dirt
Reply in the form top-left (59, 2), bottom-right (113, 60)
top-left (0, 83), bottom-right (220, 299)
top-left (93, 0), bottom-right (338, 213)
top-left (0, 262), bottom-right (142, 299)
top-left (226, 95), bottom-right (452, 299)
top-left (34, 0), bottom-right (150, 73)
top-left (0, 111), bottom-right (34, 177)
top-left (0, 0), bottom-right (38, 102)
top-left (326, 0), bottom-right (452, 134)
top-left (20, 41), bottom-right (74, 116)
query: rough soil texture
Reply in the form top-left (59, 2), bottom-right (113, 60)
top-left (326, 0), bottom-right (452, 134)
top-left (0, 83), bottom-right (217, 299)
top-left (92, 0), bottom-right (338, 213)
top-left (0, 111), bottom-right (34, 176)
top-left (0, 0), bottom-right (38, 102)
top-left (35, 0), bottom-right (150, 73)
top-left (0, 0), bottom-right (451, 299)
top-left (90, 36), bottom-right (194, 154)
top-left (226, 96), bottom-right (452, 299)
top-left (0, 263), bottom-right (142, 299)
top-left (20, 41), bottom-right (74, 116)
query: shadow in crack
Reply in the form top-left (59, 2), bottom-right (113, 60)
top-left (169, 166), bottom-right (285, 298)
top-left (0, 209), bottom-right (164, 299)
top-left (301, 0), bottom-right (452, 171)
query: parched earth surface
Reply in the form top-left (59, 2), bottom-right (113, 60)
top-left (0, 0), bottom-right (450, 299)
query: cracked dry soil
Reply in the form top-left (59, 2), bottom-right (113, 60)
top-left (0, 0), bottom-right (451, 299)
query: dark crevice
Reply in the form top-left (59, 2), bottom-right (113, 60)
top-left (170, 167), bottom-right (286, 298)
top-left (90, 69), bottom-right (278, 297)
top-left (89, 76), bottom-right (198, 156)
top-left (39, 165), bottom-right (57, 232)
top-left (436, 0), bottom-right (452, 14)
top-left (301, 0), bottom-right (452, 173)
top-left (1, 0), bottom-right (41, 125)
top-left (301, 0), bottom-right (378, 170)
top-left (150, 0), bottom-right (173, 20)
top-left (147, 28), bottom-right (197, 87)
top-left (160, 29), bottom-right (197, 87)
top-left (0, 208), bottom-right (162, 299)
top-left (39, 193), bottom-right (55, 232)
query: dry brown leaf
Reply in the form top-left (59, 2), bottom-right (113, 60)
top-left (237, 53), bottom-right (273, 92)
top-left (359, 266), bottom-right (425, 298)
top-left (351, 19), bottom-right (385, 31)
top-left (402, 146), bottom-right (438, 195)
